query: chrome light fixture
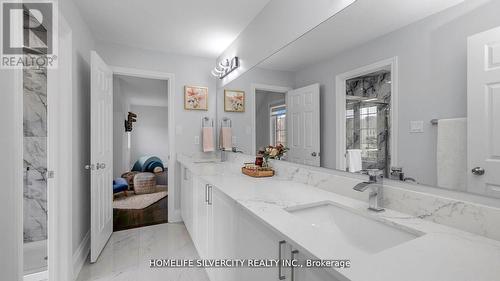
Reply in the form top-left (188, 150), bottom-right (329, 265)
top-left (212, 56), bottom-right (239, 79)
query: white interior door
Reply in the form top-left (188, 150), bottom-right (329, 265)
top-left (286, 83), bottom-right (321, 166)
top-left (90, 51), bottom-right (113, 262)
top-left (467, 26), bottom-right (500, 198)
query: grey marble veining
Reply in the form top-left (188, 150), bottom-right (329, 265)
top-left (77, 223), bottom-right (209, 281)
top-left (223, 153), bottom-right (500, 242)
top-left (178, 153), bottom-right (500, 281)
top-left (23, 67), bottom-right (48, 243)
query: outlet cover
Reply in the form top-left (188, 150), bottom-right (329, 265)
top-left (410, 121), bottom-right (424, 133)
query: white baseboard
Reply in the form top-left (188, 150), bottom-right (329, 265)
top-left (24, 271), bottom-right (48, 281)
top-left (72, 231), bottom-right (90, 280)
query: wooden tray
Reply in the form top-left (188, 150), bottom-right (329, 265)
top-left (241, 167), bottom-right (274, 178)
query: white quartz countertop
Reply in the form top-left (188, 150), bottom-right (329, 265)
top-left (177, 155), bottom-right (500, 281)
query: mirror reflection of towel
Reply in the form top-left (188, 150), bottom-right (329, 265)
top-left (437, 118), bottom-right (466, 191)
top-left (220, 127), bottom-right (232, 150)
top-left (203, 127), bottom-right (214, 152)
top-left (346, 149), bottom-right (362, 172)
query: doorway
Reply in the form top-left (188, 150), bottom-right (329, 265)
top-left (336, 57), bottom-right (399, 174)
top-left (89, 57), bottom-right (176, 263)
top-left (112, 74), bottom-right (169, 232)
top-left (255, 90), bottom-right (287, 153)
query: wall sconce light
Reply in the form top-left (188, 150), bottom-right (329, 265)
top-left (212, 56), bottom-right (239, 79)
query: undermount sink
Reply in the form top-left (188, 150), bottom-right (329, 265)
top-left (285, 202), bottom-right (422, 254)
top-left (195, 161), bottom-right (225, 176)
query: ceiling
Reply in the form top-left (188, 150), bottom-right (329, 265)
top-left (75, 0), bottom-right (271, 58)
top-left (115, 75), bottom-right (168, 107)
top-left (259, 0), bottom-right (468, 72)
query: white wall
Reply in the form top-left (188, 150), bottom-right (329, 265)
top-left (217, 67), bottom-right (295, 154)
top-left (0, 0), bottom-right (96, 279)
top-left (113, 75), bottom-right (169, 178)
top-left (60, 0), bottom-right (97, 272)
top-left (112, 77), bottom-right (130, 178)
top-left (129, 105), bottom-right (169, 168)
top-left (293, 0), bottom-right (500, 185)
top-left (0, 67), bottom-right (22, 281)
top-left (217, 0), bottom-right (356, 86)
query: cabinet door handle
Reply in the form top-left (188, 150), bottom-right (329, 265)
top-left (278, 240), bottom-right (286, 280)
top-left (291, 250), bottom-right (299, 281)
top-left (208, 185), bottom-right (213, 205)
top-left (205, 184), bottom-right (209, 203)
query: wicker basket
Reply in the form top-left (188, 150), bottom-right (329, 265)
top-left (121, 171), bottom-right (139, 190)
top-left (133, 172), bottom-right (156, 195)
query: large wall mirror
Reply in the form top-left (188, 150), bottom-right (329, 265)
top-left (216, 0), bottom-right (500, 198)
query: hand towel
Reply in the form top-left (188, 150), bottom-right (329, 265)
top-left (220, 127), bottom-right (233, 150)
top-left (203, 127), bottom-right (214, 152)
top-left (346, 149), bottom-right (362, 173)
top-left (437, 118), bottom-right (467, 191)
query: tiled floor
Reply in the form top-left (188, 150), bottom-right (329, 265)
top-left (76, 223), bottom-right (209, 281)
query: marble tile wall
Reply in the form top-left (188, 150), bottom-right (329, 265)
top-left (225, 153), bottom-right (500, 242)
top-left (23, 68), bottom-right (48, 243)
top-left (346, 71), bottom-right (391, 173)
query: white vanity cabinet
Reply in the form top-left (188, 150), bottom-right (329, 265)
top-left (179, 165), bottom-right (338, 281)
top-left (193, 176), bottom-right (211, 260)
top-left (211, 187), bottom-right (238, 281)
top-left (180, 167), bottom-right (194, 235)
top-left (235, 205), bottom-right (291, 281)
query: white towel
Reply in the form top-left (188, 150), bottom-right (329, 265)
top-left (346, 149), bottom-right (362, 173)
top-left (202, 127), bottom-right (214, 152)
top-left (437, 118), bottom-right (467, 191)
top-left (219, 127), bottom-right (232, 150)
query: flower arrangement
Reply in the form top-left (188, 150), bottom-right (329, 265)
top-left (259, 144), bottom-right (289, 166)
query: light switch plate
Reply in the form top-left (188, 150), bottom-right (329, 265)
top-left (410, 121), bottom-right (424, 133)
top-left (232, 136), bottom-right (237, 145)
top-left (246, 126), bottom-right (252, 135)
top-left (194, 136), bottom-right (200, 145)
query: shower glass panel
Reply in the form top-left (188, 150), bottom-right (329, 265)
top-left (23, 60), bottom-right (48, 275)
top-left (345, 70), bottom-right (391, 176)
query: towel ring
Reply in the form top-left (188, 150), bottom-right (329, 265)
top-left (221, 117), bottom-right (232, 128)
top-left (202, 117), bottom-right (214, 128)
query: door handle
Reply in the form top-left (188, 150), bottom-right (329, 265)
top-left (205, 184), bottom-right (209, 203)
top-left (208, 185), bottom-right (213, 205)
top-left (84, 164), bottom-right (95, 170)
top-left (471, 167), bottom-right (485, 175)
top-left (99, 163), bottom-right (106, 169)
top-left (311, 152), bottom-right (317, 157)
top-left (291, 250), bottom-right (299, 281)
top-left (278, 241), bottom-right (286, 280)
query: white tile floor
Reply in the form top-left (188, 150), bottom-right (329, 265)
top-left (77, 223), bottom-right (209, 281)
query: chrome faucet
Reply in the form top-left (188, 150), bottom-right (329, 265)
top-left (220, 148), bottom-right (227, 162)
top-left (353, 169), bottom-right (384, 212)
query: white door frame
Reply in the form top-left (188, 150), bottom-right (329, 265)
top-left (47, 15), bottom-right (73, 281)
top-left (14, 15), bottom-right (73, 281)
top-left (251, 84), bottom-right (292, 155)
top-left (335, 57), bottom-right (399, 170)
top-left (111, 66), bottom-right (176, 222)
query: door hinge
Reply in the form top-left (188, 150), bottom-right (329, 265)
top-left (47, 171), bottom-right (55, 179)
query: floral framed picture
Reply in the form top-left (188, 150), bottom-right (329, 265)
top-left (224, 90), bottom-right (245, 112)
top-left (184, 86), bottom-right (208, 110)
